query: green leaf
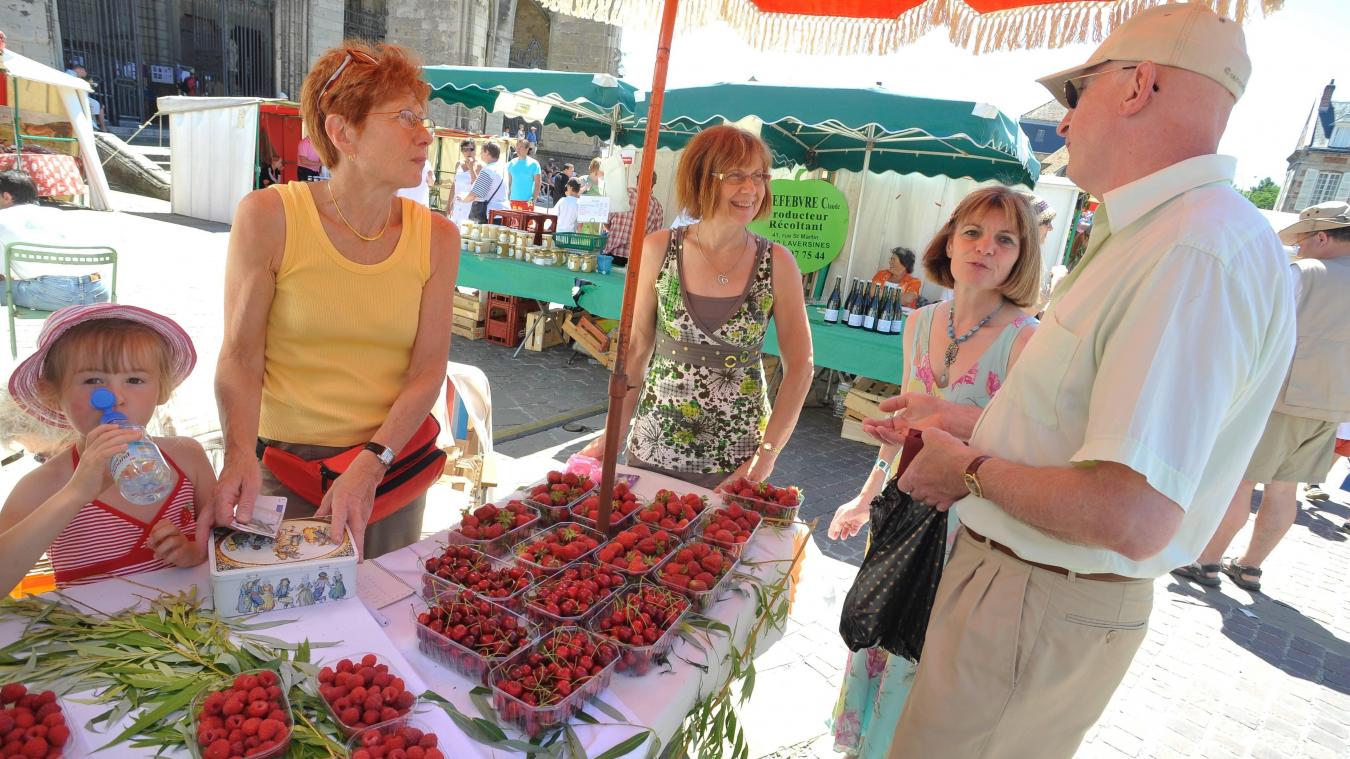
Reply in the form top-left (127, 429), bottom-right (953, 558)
top-left (593, 730), bottom-right (653, 759)
top-left (564, 723), bottom-right (587, 759)
top-left (591, 697), bottom-right (626, 723)
top-left (739, 664), bottom-right (756, 703)
top-left (471, 689), bottom-right (497, 723)
top-left (99, 680), bottom-right (207, 750)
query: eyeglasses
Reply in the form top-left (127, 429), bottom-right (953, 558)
top-left (318, 48), bottom-right (379, 106)
top-left (368, 108), bottom-right (436, 132)
top-left (1063, 64), bottom-right (1158, 109)
top-left (712, 170), bottom-right (772, 186)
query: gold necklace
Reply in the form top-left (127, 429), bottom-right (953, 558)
top-left (328, 182), bottom-right (391, 242)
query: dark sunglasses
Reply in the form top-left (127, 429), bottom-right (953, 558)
top-left (318, 48), bottom-right (378, 106)
top-left (1064, 65), bottom-right (1158, 109)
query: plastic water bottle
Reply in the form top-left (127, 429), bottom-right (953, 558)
top-left (833, 380), bottom-right (852, 418)
top-left (90, 388), bottom-right (174, 505)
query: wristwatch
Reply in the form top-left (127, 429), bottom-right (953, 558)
top-left (363, 442), bottom-right (395, 468)
top-left (759, 441), bottom-right (780, 455)
top-left (963, 455), bottom-right (993, 499)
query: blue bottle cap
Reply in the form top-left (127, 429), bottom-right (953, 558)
top-left (89, 387), bottom-right (127, 424)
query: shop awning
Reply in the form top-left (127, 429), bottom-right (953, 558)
top-left (421, 66), bottom-right (641, 141)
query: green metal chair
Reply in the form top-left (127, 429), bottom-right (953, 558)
top-left (5, 242), bottom-right (118, 358)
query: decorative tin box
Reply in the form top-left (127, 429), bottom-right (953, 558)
top-left (208, 517), bottom-right (358, 617)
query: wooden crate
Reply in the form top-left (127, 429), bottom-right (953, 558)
top-left (453, 291), bottom-right (488, 322)
top-left (523, 310), bottom-right (568, 352)
top-left (844, 378), bottom-right (902, 422)
top-left (841, 417), bottom-right (880, 447)
top-left (561, 311), bottom-right (616, 370)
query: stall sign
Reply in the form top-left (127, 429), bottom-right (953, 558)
top-left (578, 195), bottom-right (610, 223)
top-left (747, 170), bottom-right (849, 274)
top-left (150, 65), bottom-right (175, 84)
top-left (494, 91), bottom-right (552, 123)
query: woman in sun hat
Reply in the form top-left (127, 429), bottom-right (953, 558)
top-left (0, 304), bottom-right (215, 592)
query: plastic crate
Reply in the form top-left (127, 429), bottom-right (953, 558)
top-left (190, 669), bottom-right (293, 759)
top-left (511, 521), bottom-right (605, 575)
top-left (652, 540), bottom-right (738, 613)
top-left (693, 505), bottom-right (763, 559)
top-left (417, 543), bottom-right (537, 610)
top-left (316, 652), bottom-right (419, 737)
top-left (554, 231), bottom-right (608, 252)
top-left (345, 716), bottom-right (444, 757)
top-left (588, 582), bottom-right (691, 676)
top-left (443, 499), bottom-right (544, 557)
top-left (488, 627), bottom-right (621, 739)
top-left (714, 481), bottom-right (804, 526)
top-left (412, 592), bottom-right (537, 684)
top-left (522, 559), bottom-right (628, 630)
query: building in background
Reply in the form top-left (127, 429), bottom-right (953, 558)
top-left (1277, 80), bottom-right (1350, 213)
top-left (1018, 100), bottom-right (1066, 164)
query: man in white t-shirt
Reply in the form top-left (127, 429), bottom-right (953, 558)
top-left (0, 171), bottom-right (110, 310)
top-left (872, 7), bottom-right (1296, 758)
top-left (553, 178), bottom-right (582, 234)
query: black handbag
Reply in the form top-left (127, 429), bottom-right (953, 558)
top-left (838, 429), bottom-right (948, 662)
top-left (469, 170), bottom-right (504, 223)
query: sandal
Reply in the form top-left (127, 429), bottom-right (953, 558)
top-left (1170, 562), bottom-right (1221, 587)
top-left (1304, 485), bottom-right (1331, 502)
top-left (1221, 557), bottom-right (1262, 592)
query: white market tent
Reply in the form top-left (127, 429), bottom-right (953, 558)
top-left (157, 95), bottom-right (270, 224)
top-left (1, 49), bottom-right (113, 210)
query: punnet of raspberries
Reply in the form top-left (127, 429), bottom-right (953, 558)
top-left (569, 481), bottom-right (641, 527)
top-left (193, 670), bottom-right (291, 759)
top-left (1, 683), bottom-right (69, 759)
top-left (455, 499), bottom-right (538, 541)
top-left (318, 654), bottom-right (417, 736)
top-left (347, 719), bottom-right (444, 759)
top-left (422, 544), bottom-right (535, 605)
top-left (595, 524), bottom-right (679, 576)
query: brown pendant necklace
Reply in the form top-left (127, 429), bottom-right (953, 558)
top-left (941, 301), bottom-right (1002, 386)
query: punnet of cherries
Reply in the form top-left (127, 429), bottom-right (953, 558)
top-left (422, 544), bottom-right (534, 605)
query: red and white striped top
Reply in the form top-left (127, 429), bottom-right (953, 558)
top-left (49, 448), bottom-right (198, 588)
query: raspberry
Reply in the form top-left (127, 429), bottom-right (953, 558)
top-left (0, 684), bottom-right (26, 704)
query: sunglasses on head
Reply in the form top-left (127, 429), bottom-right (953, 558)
top-left (1063, 64), bottom-right (1158, 109)
top-left (318, 48), bottom-right (379, 106)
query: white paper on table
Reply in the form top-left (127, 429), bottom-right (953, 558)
top-left (358, 558), bottom-right (416, 610)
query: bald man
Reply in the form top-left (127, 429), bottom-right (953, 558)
top-left (878, 5), bottom-right (1296, 757)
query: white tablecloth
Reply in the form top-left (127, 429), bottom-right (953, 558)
top-left (0, 465), bottom-right (807, 757)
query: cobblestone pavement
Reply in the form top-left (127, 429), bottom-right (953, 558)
top-left (3, 197), bottom-right (1347, 758)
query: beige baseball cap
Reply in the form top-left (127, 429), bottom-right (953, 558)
top-left (1037, 3), bottom-right (1251, 108)
top-left (1278, 201), bottom-right (1350, 245)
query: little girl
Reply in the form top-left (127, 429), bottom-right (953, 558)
top-left (0, 304), bottom-right (215, 591)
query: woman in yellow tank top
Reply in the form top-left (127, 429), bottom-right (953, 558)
top-left (207, 41), bottom-right (460, 559)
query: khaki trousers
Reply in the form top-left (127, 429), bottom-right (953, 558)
top-left (888, 529), bottom-right (1153, 759)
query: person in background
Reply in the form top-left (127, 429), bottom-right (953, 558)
top-left (0, 171), bottom-right (110, 311)
top-left (554, 179), bottom-right (582, 234)
top-left (211, 40), bottom-right (459, 560)
top-left (871, 246), bottom-right (922, 308)
top-left (527, 125), bottom-right (539, 145)
top-left (1175, 201), bottom-right (1350, 592)
top-left (579, 125), bottom-right (813, 489)
top-left (551, 163), bottom-right (575, 206)
top-left (297, 134), bottom-right (323, 181)
top-left (1027, 193), bottom-right (1057, 244)
top-left (0, 29), bottom-right (7, 55)
top-left (829, 186), bottom-right (1041, 759)
top-left (882, 6), bottom-right (1293, 757)
top-left (605, 171), bottom-right (663, 267)
top-left (506, 140), bottom-right (541, 211)
top-left (397, 156), bottom-right (434, 207)
top-left (450, 140), bottom-right (479, 225)
top-left (460, 141), bottom-right (508, 219)
top-left (581, 158), bottom-right (603, 195)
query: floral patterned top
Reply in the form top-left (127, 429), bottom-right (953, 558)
top-left (906, 303), bottom-right (1037, 406)
top-left (627, 228), bottom-right (775, 475)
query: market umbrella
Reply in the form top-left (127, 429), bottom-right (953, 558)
top-left (421, 65), bottom-right (641, 142)
top-left (536, 0), bottom-right (1284, 531)
top-left (633, 81), bottom-right (1039, 282)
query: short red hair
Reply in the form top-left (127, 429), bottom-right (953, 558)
top-left (300, 40), bottom-right (430, 169)
top-left (674, 125), bottom-right (773, 222)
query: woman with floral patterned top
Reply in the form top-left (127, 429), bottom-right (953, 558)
top-left (579, 125), bottom-right (813, 489)
top-left (826, 186), bottom-right (1043, 759)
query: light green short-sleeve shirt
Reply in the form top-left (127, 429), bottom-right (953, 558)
top-left (957, 155), bottom-right (1297, 578)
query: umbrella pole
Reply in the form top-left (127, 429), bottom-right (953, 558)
top-left (841, 128), bottom-right (874, 286)
top-left (594, 0), bottom-right (679, 535)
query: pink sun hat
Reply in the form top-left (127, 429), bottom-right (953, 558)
top-left (8, 304), bottom-right (197, 429)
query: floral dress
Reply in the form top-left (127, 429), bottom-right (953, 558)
top-left (626, 228), bottom-right (774, 484)
top-left (831, 302), bottom-right (1036, 759)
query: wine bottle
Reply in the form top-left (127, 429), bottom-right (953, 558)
top-left (841, 279), bottom-right (858, 324)
top-left (863, 284), bottom-right (882, 330)
top-left (875, 286), bottom-right (893, 333)
top-left (848, 281), bottom-right (869, 328)
top-left (823, 276), bottom-right (843, 324)
top-left (888, 283), bottom-right (905, 334)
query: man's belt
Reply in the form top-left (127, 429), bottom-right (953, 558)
top-left (965, 528), bottom-right (1138, 583)
top-left (652, 331), bottom-right (761, 371)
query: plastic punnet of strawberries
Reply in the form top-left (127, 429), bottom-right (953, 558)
top-left (720, 477), bottom-right (802, 518)
top-left (417, 589), bottom-right (533, 660)
top-left (656, 541), bottom-right (733, 596)
top-left (491, 628), bottom-right (618, 733)
top-left (0, 683), bottom-right (69, 759)
top-left (348, 720), bottom-right (445, 759)
top-left (526, 562), bottom-right (626, 623)
top-left (591, 584), bottom-right (690, 674)
top-left (595, 524), bottom-right (678, 575)
top-left (193, 671), bottom-right (291, 759)
top-left (700, 503), bottom-right (761, 552)
top-left (317, 655), bottom-right (417, 736)
top-left (456, 499), bottom-right (538, 542)
top-left (514, 523), bottom-right (600, 570)
top-left (633, 489), bottom-right (708, 536)
top-left (422, 544), bottom-right (534, 603)
top-left (527, 471), bottom-right (595, 516)
top-left (569, 481), bottom-right (641, 526)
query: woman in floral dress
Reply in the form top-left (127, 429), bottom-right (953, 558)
top-left (827, 186), bottom-right (1044, 758)
top-left (580, 125), bottom-right (813, 488)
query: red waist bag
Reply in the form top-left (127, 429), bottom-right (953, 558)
top-left (258, 415), bottom-right (446, 524)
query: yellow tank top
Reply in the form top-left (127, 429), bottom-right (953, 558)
top-left (258, 182), bottom-right (432, 446)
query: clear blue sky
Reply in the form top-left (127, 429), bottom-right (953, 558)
top-left (618, 0), bottom-right (1350, 189)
